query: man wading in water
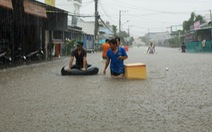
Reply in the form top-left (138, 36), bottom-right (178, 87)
top-left (147, 43), bottom-right (155, 54)
top-left (103, 38), bottom-right (128, 78)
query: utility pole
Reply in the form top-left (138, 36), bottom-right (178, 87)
top-left (94, 0), bottom-right (99, 43)
top-left (119, 10), bottom-right (121, 36)
top-left (210, 9), bottom-right (212, 21)
top-left (119, 10), bottom-right (128, 37)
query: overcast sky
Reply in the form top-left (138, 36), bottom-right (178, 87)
top-left (38, 0), bottom-right (212, 37)
top-left (80, 0), bottom-right (212, 37)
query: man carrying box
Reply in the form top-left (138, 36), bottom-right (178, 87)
top-left (103, 38), bottom-right (128, 78)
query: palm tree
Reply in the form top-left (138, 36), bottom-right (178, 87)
top-left (112, 25), bottom-right (117, 37)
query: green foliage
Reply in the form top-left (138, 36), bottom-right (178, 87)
top-left (183, 20), bottom-right (191, 32)
top-left (62, 39), bottom-right (76, 56)
top-left (128, 37), bottom-right (134, 45)
top-left (183, 12), bottom-right (206, 32)
top-left (196, 15), bottom-right (205, 23)
top-left (119, 30), bottom-right (129, 44)
top-left (112, 25), bottom-right (117, 37)
top-left (168, 37), bottom-right (181, 47)
top-left (170, 30), bottom-right (183, 36)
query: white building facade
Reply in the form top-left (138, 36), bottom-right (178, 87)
top-left (37, 0), bottom-right (82, 26)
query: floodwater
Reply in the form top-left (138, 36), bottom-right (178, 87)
top-left (0, 46), bottom-right (211, 132)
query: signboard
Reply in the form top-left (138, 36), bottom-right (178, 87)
top-left (194, 20), bottom-right (200, 30)
top-left (45, 0), bottom-right (55, 6)
top-left (24, 0), bottom-right (47, 18)
top-left (98, 39), bottom-right (105, 45)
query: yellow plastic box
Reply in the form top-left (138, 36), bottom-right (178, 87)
top-left (125, 63), bottom-right (147, 79)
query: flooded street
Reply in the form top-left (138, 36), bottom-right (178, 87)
top-left (0, 46), bottom-right (211, 132)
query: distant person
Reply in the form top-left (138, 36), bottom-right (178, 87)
top-left (67, 41), bottom-right (87, 71)
top-left (102, 39), bottom-right (110, 59)
top-left (181, 42), bottom-right (186, 53)
top-left (147, 43), bottom-right (155, 54)
top-left (116, 36), bottom-right (128, 51)
top-left (202, 39), bottom-right (206, 48)
top-left (103, 38), bottom-right (128, 78)
top-left (48, 40), bottom-right (54, 59)
top-left (115, 37), bottom-right (121, 47)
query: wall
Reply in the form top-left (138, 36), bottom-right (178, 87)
top-left (78, 19), bottom-right (95, 35)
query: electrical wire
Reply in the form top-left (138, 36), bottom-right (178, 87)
top-left (98, 2), bottom-right (116, 23)
top-left (81, 0), bottom-right (94, 8)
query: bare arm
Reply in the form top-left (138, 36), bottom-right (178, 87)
top-left (69, 56), bottom-right (74, 69)
top-left (118, 56), bottom-right (128, 60)
top-left (118, 48), bottom-right (128, 60)
top-left (103, 58), bottom-right (110, 75)
top-left (153, 45), bottom-right (155, 52)
top-left (147, 47), bottom-right (150, 52)
top-left (82, 56), bottom-right (87, 71)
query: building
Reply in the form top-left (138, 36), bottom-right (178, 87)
top-left (0, 0), bottom-right (96, 62)
top-left (1, 0), bottom-right (50, 56)
top-left (37, 0), bottom-right (81, 27)
top-left (0, 0), bottom-right (72, 61)
top-left (78, 18), bottom-right (113, 50)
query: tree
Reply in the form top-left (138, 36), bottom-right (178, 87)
top-left (168, 37), bottom-right (181, 47)
top-left (112, 25), bottom-right (117, 37)
top-left (128, 37), bottom-right (134, 45)
top-left (183, 12), bottom-right (206, 32)
top-left (119, 31), bottom-right (128, 44)
top-left (62, 39), bottom-right (75, 55)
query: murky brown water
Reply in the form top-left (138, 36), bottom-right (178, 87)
top-left (0, 47), bottom-right (211, 131)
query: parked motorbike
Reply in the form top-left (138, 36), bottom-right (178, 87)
top-left (11, 47), bottom-right (26, 65)
top-left (25, 49), bottom-right (44, 61)
top-left (0, 50), bottom-right (12, 67)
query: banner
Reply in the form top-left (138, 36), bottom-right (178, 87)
top-left (24, 0), bottom-right (47, 18)
top-left (194, 20), bottom-right (200, 30)
top-left (45, 0), bottom-right (55, 6)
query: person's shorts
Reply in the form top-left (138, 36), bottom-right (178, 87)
top-left (110, 70), bottom-right (123, 76)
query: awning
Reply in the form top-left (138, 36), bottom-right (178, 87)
top-left (24, 0), bottom-right (47, 18)
top-left (0, 0), bottom-right (13, 9)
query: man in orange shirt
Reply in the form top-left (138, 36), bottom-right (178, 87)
top-left (102, 39), bottom-right (110, 59)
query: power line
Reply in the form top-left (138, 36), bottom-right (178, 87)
top-left (98, 2), bottom-right (114, 22)
top-left (68, 14), bottom-right (94, 17)
top-left (99, 0), bottom-right (211, 14)
top-left (81, 0), bottom-right (94, 8)
top-left (99, 17), bottom-right (113, 33)
top-left (114, 0), bottom-right (212, 4)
